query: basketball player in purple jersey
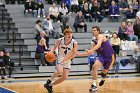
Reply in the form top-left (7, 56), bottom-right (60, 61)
top-left (77, 26), bottom-right (115, 92)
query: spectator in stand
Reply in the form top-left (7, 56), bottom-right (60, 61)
top-left (133, 11), bottom-right (140, 39)
top-left (118, 0), bottom-right (129, 17)
top-left (90, 1), bottom-right (104, 22)
top-left (78, 0), bottom-right (87, 11)
top-left (3, 49), bottom-right (14, 78)
top-left (118, 21), bottom-right (129, 40)
top-left (109, 1), bottom-right (120, 22)
top-left (24, 0), bottom-right (37, 17)
top-left (65, 0), bottom-right (71, 13)
top-left (35, 38), bottom-right (48, 66)
top-left (35, 20), bottom-right (43, 42)
top-left (100, 0), bottom-right (110, 17)
top-left (71, 0), bottom-right (79, 13)
top-left (111, 0), bottom-right (119, 4)
top-left (110, 32), bottom-right (121, 57)
top-left (73, 11), bottom-right (87, 32)
top-left (0, 50), bottom-right (8, 79)
top-left (58, 3), bottom-right (69, 23)
top-left (49, 2), bottom-right (60, 22)
top-left (82, 2), bottom-right (93, 22)
top-left (127, 19), bottom-right (138, 43)
top-left (37, 0), bottom-right (46, 18)
top-left (125, 5), bottom-right (136, 19)
top-left (131, 0), bottom-right (139, 13)
top-left (42, 14), bottom-right (59, 39)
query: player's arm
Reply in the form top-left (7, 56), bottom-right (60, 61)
top-left (77, 41), bottom-right (96, 57)
top-left (88, 36), bottom-right (103, 54)
top-left (62, 42), bottom-right (78, 63)
top-left (50, 39), bottom-right (61, 53)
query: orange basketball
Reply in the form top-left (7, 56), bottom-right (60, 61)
top-left (45, 52), bottom-right (56, 62)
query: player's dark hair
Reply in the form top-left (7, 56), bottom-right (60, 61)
top-left (92, 26), bottom-right (101, 33)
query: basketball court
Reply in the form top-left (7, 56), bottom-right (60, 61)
top-left (0, 74), bottom-right (140, 93)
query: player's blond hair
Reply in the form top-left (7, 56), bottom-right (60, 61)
top-left (63, 28), bottom-right (72, 35)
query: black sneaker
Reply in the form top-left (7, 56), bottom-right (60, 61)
top-left (44, 79), bottom-right (53, 93)
top-left (99, 79), bottom-right (105, 86)
top-left (90, 85), bottom-right (98, 92)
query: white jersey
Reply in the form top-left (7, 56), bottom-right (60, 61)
top-left (57, 37), bottom-right (77, 63)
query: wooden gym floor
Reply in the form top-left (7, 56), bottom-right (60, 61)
top-left (0, 74), bottom-right (140, 93)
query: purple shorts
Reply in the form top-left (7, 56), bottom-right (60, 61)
top-left (98, 54), bottom-right (115, 70)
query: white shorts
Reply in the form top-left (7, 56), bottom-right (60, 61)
top-left (57, 58), bottom-right (71, 69)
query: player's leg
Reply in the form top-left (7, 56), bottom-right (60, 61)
top-left (91, 60), bottom-right (102, 91)
top-left (51, 64), bottom-right (63, 81)
top-left (50, 68), bottom-right (69, 86)
top-left (44, 64), bottom-right (63, 93)
top-left (99, 54), bottom-right (115, 86)
top-left (98, 69), bottom-right (108, 86)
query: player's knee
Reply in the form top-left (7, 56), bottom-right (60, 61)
top-left (101, 72), bottom-right (107, 78)
top-left (92, 65), bottom-right (98, 70)
top-left (62, 75), bottom-right (68, 80)
top-left (57, 70), bottom-right (63, 75)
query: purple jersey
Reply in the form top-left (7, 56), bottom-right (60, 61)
top-left (93, 40), bottom-right (115, 69)
top-left (96, 40), bottom-right (114, 57)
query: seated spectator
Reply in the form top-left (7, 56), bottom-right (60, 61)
top-left (110, 32), bottom-right (121, 57)
top-left (42, 15), bottom-right (59, 39)
top-left (73, 11), bottom-right (87, 32)
top-left (90, 1), bottom-right (104, 22)
top-left (34, 20), bottom-right (43, 42)
top-left (130, 46), bottom-right (140, 63)
top-left (37, 0), bottom-right (45, 18)
top-left (3, 49), bottom-right (14, 78)
top-left (100, 0), bottom-right (110, 17)
top-left (131, 0), bottom-right (139, 13)
top-left (58, 3), bottom-right (69, 23)
top-left (24, 0), bottom-right (37, 17)
top-left (35, 38), bottom-right (48, 66)
top-left (118, 0), bottom-right (129, 17)
top-left (71, 0), bottom-right (79, 13)
top-left (133, 11), bottom-right (140, 39)
top-left (34, 20), bottom-right (50, 48)
top-left (127, 19), bottom-right (138, 43)
top-left (118, 21), bottom-right (129, 40)
top-left (109, 1), bottom-right (120, 22)
top-left (82, 2), bottom-right (93, 22)
top-left (125, 5), bottom-right (136, 19)
top-left (49, 2), bottom-right (60, 22)
top-left (0, 50), bottom-right (7, 79)
top-left (111, 0), bottom-right (119, 4)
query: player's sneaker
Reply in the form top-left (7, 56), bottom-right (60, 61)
top-left (99, 79), bottom-right (105, 86)
top-left (91, 85), bottom-right (98, 92)
top-left (44, 79), bottom-right (53, 93)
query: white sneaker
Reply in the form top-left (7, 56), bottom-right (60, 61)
top-left (91, 85), bottom-right (98, 92)
top-left (37, 16), bottom-right (40, 18)
top-left (43, 15), bottom-right (46, 18)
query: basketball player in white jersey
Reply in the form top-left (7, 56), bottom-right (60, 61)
top-left (44, 28), bottom-right (78, 93)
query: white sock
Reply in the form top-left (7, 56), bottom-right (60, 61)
top-left (92, 80), bottom-right (96, 86)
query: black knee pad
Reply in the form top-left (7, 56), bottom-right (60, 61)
top-left (101, 72), bottom-right (106, 78)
